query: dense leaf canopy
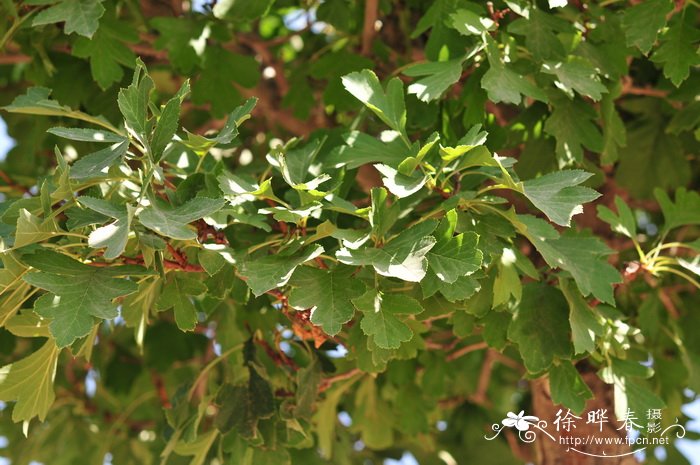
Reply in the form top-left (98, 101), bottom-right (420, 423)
top-left (0, 1), bottom-right (699, 464)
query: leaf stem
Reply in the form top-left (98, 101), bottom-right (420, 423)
top-left (652, 266), bottom-right (700, 289)
top-left (645, 242), bottom-right (697, 260)
top-left (0, 11), bottom-right (36, 51)
top-left (187, 343), bottom-right (244, 401)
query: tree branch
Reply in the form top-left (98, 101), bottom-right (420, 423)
top-left (361, 0), bottom-right (379, 55)
top-left (319, 368), bottom-right (362, 392)
top-left (446, 341), bottom-right (489, 361)
top-left (620, 76), bottom-right (669, 98)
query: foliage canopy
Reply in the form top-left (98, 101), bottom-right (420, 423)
top-left (0, 0), bottom-right (699, 464)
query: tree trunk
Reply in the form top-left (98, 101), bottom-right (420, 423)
top-left (531, 371), bottom-right (639, 465)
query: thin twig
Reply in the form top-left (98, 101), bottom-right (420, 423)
top-left (446, 341), bottom-right (489, 361)
top-left (361, 0), bottom-right (379, 55)
top-left (319, 368), bottom-right (362, 392)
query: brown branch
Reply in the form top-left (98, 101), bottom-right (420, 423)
top-left (236, 35), bottom-right (289, 95)
top-left (469, 350), bottom-right (496, 406)
top-left (485, 101), bottom-right (509, 126)
top-left (89, 254), bottom-right (204, 272)
top-left (150, 370), bottom-right (172, 409)
top-left (314, 257), bottom-right (329, 270)
top-left (446, 341), bottom-right (489, 361)
top-left (167, 243), bottom-right (188, 267)
top-left (620, 76), bottom-right (669, 99)
top-left (504, 429), bottom-right (534, 462)
top-left (491, 351), bottom-right (524, 372)
top-left (256, 337), bottom-right (297, 370)
top-left (0, 169), bottom-right (31, 194)
top-left (361, 0), bottom-right (379, 55)
top-left (236, 85), bottom-right (315, 136)
top-left (319, 368), bottom-right (362, 392)
top-left (0, 54), bottom-right (31, 64)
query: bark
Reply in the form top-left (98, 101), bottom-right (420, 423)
top-left (531, 370), bottom-right (639, 465)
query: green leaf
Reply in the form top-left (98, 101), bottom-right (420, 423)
top-left (342, 70), bottom-right (407, 140)
top-left (138, 197), bottom-right (225, 240)
top-left (2, 86), bottom-right (103, 123)
top-left (6, 311), bottom-right (50, 338)
top-left (259, 203), bottom-right (323, 224)
top-left (218, 173), bottom-right (282, 206)
top-left (549, 361), bottom-right (593, 414)
top-left (600, 90), bottom-right (627, 164)
top-left (448, 9), bottom-right (495, 35)
top-left (120, 278), bottom-right (161, 346)
top-left (541, 57), bottom-right (607, 101)
top-left (374, 163), bottom-right (428, 198)
top-left (519, 216), bottom-right (621, 304)
top-left (238, 245), bottom-right (323, 297)
top-left (180, 99), bottom-right (255, 155)
top-left (314, 375), bottom-right (357, 458)
top-left (655, 187), bottom-right (700, 233)
top-left (544, 97), bottom-right (604, 165)
top-left (14, 209), bottom-right (59, 248)
top-left (493, 256), bottom-right (521, 306)
top-left (0, 340), bottom-right (61, 422)
top-left (353, 377), bottom-right (395, 449)
top-left (404, 59), bottom-right (464, 102)
top-left (427, 210), bottom-right (483, 283)
top-left (622, 0), bottom-right (674, 54)
top-left (600, 359), bottom-right (665, 425)
top-left (597, 196), bottom-right (637, 238)
top-left (191, 47), bottom-right (259, 117)
top-left (481, 310), bottom-right (511, 350)
top-left (22, 250), bottom-right (139, 347)
top-left (399, 132), bottom-right (439, 174)
top-left (198, 248), bottom-right (227, 276)
top-left (421, 273), bottom-right (481, 302)
top-left (32, 0), bottom-right (105, 38)
top-left (72, 18), bottom-right (137, 90)
top-left (326, 131), bottom-right (407, 169)
top-left (521, 170), bottom-right (600, 227)
top-left (152, 80), bottom-right (190, 160)
top-left (337, 221), bottom-right (438, 282)
top-left (70, 139), bottom-right (130, 180)
top-left (117, 60), bottom-right (154, 142)
top-left (481, 65), bottom-right (547, 106)
top-left (616, 108), bottom-right (689, 198)
top-left (150, 17), bottom-right (205, 73)
top-left (47, 127), bottom-right (125, 143)
top-left (354, 290), bottom-right (423, 349)
top-left (482, 36), bottom-right (547, 105)
top-left (507, 283), bottom-right (572, 373)
top-left (271, 139), bottom-right (329, 190)
top-left (508, 9), bottom-right (567, 61)
top-left (157, 273), bottom-right (207, 331)
top-left (369, 187), bottom-right (398, 240)
top-left (65, 206), bottom-right (109, 229)
top-left (668, 101), bottom-right (700, 134)
top-left (173, 430), bottom-right (218, 465)
top-left (560, 278), bottom-right (603, 355)
top-left (78, 196), bottom-right (132, 259)
top-left (215, 368), bottom-right (274, 437)
top-left (651, 13), bottom-right (700, 87)
top-left (288, 266), bottom-right (365, 336)
top-left (294, 359), bottom-right (321, 419)
top-left (0, 254), bottom-right (30, 319)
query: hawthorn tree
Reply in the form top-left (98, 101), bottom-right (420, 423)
top-left (0, 0), bottom-right (699, 464)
